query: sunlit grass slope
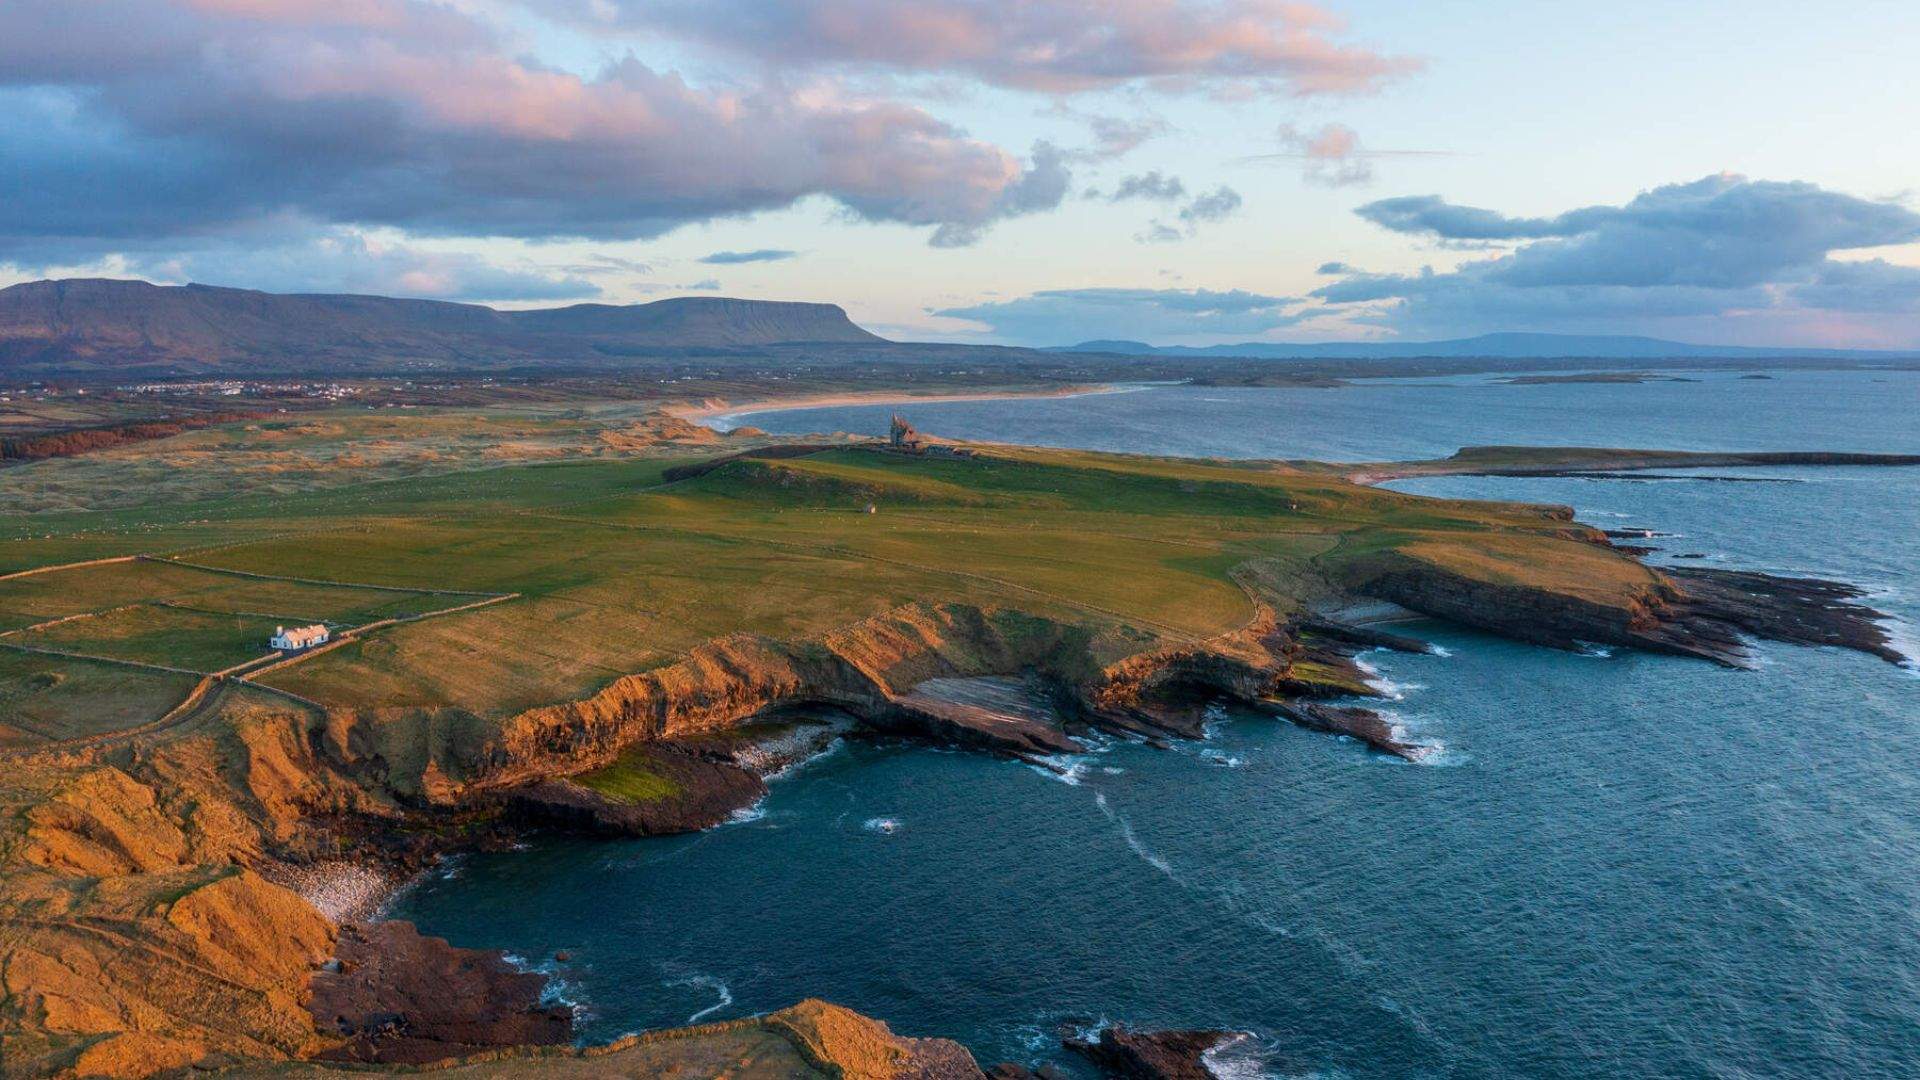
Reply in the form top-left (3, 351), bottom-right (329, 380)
top-left (0, 438), bottom-right (1649, 735)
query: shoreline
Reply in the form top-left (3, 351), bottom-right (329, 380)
top-left (266, 859), bottom-right (412, 924)
top-left (667, 383), bottom-right (1140, 425)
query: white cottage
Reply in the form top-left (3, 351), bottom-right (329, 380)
top-left (270, 624), bottom-right (330, 651)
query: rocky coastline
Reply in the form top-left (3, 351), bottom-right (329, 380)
top-left (247, 542), bottom-right (1905, 1073)
top-left (6, 444), bottom-right (1913, 1079)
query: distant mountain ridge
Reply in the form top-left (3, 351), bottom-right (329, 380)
top-left (4, 279), bottom-right (1913, 379)
top-left (0, 279), bottom-right (884, 375)
top-left (1056, 331), bottom-right (1915, 361)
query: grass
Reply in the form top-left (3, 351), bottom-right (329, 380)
top-left (575, 749), bottom-right (686, 804)
top-left (0, 650), bottom-right (199, 747)
top-left (0, 412), bottom-right (1661, 728)
top-left (15, 605), bottom-right (279, 672)
top-left (0, 560), bottom-right (501, 697)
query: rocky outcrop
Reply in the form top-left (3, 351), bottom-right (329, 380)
top-left (1266, 701), bottom-right (1423, 760)
top-left (1064, 1026), bottom-right (1239, 1080)
top-left (308, 920), bottom-right (572, 1065)
top-left (0, 865), bottom-right (335, 1078)
top-left (1087, 606), bottom-right (1292, 738)
top-left (884, 677), bottom-right (1082, 756)
top-left (1662, 567), bottom-right (1906, 665)
top-left (398, 604), bottom-right (1114, 801)
top-left (214, 999), bottom-right (984, 1079)
top-left (1398, 446), bottom-right (1920, 479)
top-left (1348, 548), bottom-right (1903, 668)
top-left (501, 743), bottom-right (768, 837)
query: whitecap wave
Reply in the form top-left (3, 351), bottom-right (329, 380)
top-left (1095, 792), bottom-right (1175, 879)
top-left (1200, 1034), bottom-right (1281, 1080)
top-left (669, 974), bottom-right (733, 1024)
top-left (503, 953), bottom-right (590, 1019)
top-left (759, 735), bottom-right (847, 781)
top-left (1354, 655), bottom-right (1422, 700)
top-left (1873, 612), bottom-right (1920, 674)
top-left (1027, 754), bottom-right (1089, 785)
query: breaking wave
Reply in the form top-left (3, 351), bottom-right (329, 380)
top-left (668, 973), bottom-right (734, 1024)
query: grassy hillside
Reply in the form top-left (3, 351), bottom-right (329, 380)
top-left (0, 421), bottom-right (1634, 746)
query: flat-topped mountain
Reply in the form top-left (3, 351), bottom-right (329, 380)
top-left (0, 279), bottom-right (884, 376)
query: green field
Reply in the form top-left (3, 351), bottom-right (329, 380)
top-left (0, 430), bottom-right (1644, 742)
top-left (0, 650), bottom-right (201, 748)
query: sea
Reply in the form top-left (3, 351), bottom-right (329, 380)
top-left (393, 368), bottom-right (1920, 1078)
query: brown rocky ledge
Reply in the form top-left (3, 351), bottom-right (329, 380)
top-left (1348, 552), bottom-right (1903, 669)
top-left (308, 921), bottom-right (572, 1065)
top-left (215, 999), bottom-right (984, 1079)
top-left (1062, 1026), bottom-right (1241, 1080)
top-left (5, 499), bottom-right (1908, 1077)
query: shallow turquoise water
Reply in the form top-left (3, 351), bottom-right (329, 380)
top-left (395, 370), bottom-right (1920, 1078)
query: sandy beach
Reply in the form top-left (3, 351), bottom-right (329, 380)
top-left (667, 383), bottom-right (1135, 425)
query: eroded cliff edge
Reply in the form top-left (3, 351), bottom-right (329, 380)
top-left (0, 442), bottom-right (1909, 1079)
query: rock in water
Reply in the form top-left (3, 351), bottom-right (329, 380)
top-left (1066, 1026), bottom-right (1239, 1080)
top-left (1267, 701), bottom-right (1424, 760)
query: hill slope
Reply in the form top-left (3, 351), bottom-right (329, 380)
top-left (0, 279), bottom-right (884, 376)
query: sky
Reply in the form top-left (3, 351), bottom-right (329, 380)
top-left (5, 0), bottom-right (1920, 348)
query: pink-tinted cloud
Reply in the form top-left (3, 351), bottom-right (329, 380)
top-left (547, 0), bottom-right (1419, 96)
top-left (1273, 123), bottom-right (1370, 185)
top-left (0, 0), bottom-right (1067, 262)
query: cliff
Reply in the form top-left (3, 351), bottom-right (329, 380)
top-left (1, 434), bottom-right (1910, 1078)
top-left (210, 999), bottom-right (984, 1079)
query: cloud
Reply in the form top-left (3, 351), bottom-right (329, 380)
top-left (543, 0), bottom-right (1419, 97)
top-left (1180, 186), bottom-right (1243, 225)
top-left (1248, 123), bottom-right (1449, 187)
top-left (1137, 185), bottom-right (1243, 243)
top-left (929, 140), bottom-right (1072, 247)
top-left (1077, 114), bottom-right (1168, 161)
top-left (1790, 258), bottom-right (1920, 313)
top-left (936, 286), bottom-right (1302, 343)
top-left (1352, 195), bottom-right (1586, 240)
top-left (1316, 174), bottom-right (1920, 340)
top-left (115, 229), bottom-right (600, 301)
top-left (1109, 172), bottom-right (1187, 202)
top-left (566, 253), bottom-right (655, 276)
top-left (1275, 123), bottom-right (1371, 186)
top-left (1136, 222), bottom-right (1185, 245)
top-left (700, 248), bottom-right (800, 264)
top-left (0, 0), bottom-right (1071, 268)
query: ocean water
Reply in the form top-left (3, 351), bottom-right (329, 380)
top-left (395, 369), bottom-right (1920, 1078)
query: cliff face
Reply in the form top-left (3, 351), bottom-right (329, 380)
top-left (212, 999), bottom-right (984, 1080)
top-left (3, 775), bottom-right (336, 1077)
top-left (1, 523), bottom-right (1903, 1076)
top-left (324, 601), bottom-right (1315, 807)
